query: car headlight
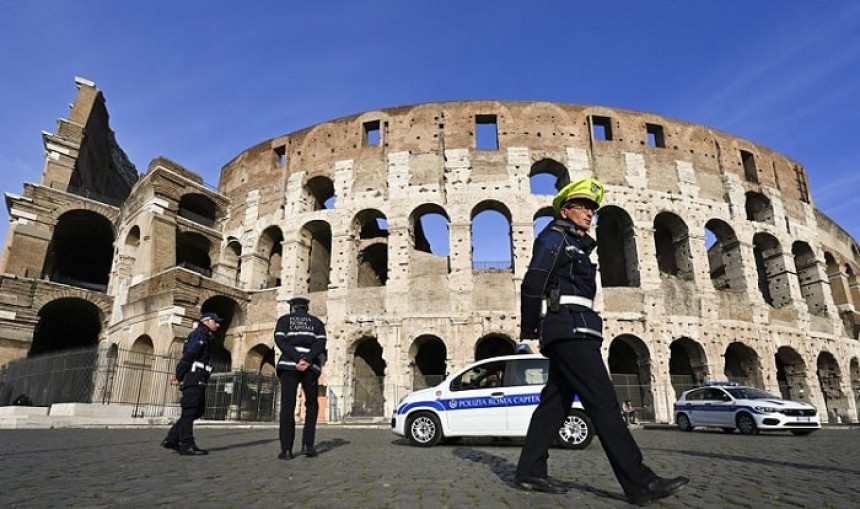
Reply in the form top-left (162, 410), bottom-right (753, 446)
top-left (754, 405), bottom-right (777, 413)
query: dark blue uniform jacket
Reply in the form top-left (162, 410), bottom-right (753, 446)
top-left (520, 218), bottom-right (603, 350)
top-left (274, 310), bottom-right (327, 373)
top-left (175, 324), bottom-right (213, 388)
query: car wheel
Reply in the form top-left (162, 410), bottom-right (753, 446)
top-left (676, 413), bottom-right (694, 432)
top-left (721, 428), bottom-right (734, 434)
top-left (736, 412), bottom-right (759, 435)
top-left (790, 430), bottom-right (815, 436)
top-left (557, 409), bottom-right (594, 449)
top-left (407, 412), bottom-right (442, 447)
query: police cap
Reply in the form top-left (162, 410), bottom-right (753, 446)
top-left (200, 312), bottom-right (224, 323)
top-left (288, 296), bottom-right (310, 307)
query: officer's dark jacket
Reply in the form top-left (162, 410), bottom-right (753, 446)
top-left (274, 309), bottom-right (327, 373)
top-left (520, 218), bottom-right (603, 349)
top-left (175, 324), bottom-right (213, 388)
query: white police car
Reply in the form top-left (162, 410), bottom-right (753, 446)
top-left (674, 382), bottom-right (820, 435)
top-left (391, 354), bottom-right (594, 449)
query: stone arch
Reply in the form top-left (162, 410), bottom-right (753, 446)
top-left (850, 357), bottom-right (860, 422)
top-left (669, 337), bottom-right (709, 397)
top-left (528, 158), bottom-right (570, 194)
top-left (774, 346), bottom-right (810, 401)
top-left (178, 192), bottom-right (218, 227)
top-left (299, 220), bottom-right (332, 294)
top-left (597, 205), bottom-right (640, 287)
top-left (200, 295), bottom-right (243, 368)
top-left (723, 341), bottom-right (764, 387)
top-left (745, 191), bottom-right (774, 224)
top-left (30, 298), bottom-right (103, 356)
top-left (353, 209), bottom-right (389, 287)
top-left (122, 335), bottom-right (156, 407)
top-left (350, 336), bottom-right (386, 417)
top-left (255, 226), bottom-right (283, 289)
top-left (792, 241), bottom-right (827, 316)
top-left (475, 333), bottom-right (515, 361)
top-left (609, 334), bottom-right (653, 418)
top-left (245, 343), bottom-right (276, 375)
top-left (175, 231), bottom-right (212, 276)
top-left (409, 204), bottom-right (450, 277)
top-left (752, 232), bottom-right (790, 308)
top-left (223, 239), bottom-right (242, 285)
top-left (653, 211), bottom-right (693, 280)
top-left (705, 219), bottom-right (746, 290)
top-left (305, 175), bottom-right (335, 210)
top-left (471, 200), bottom-right (513, 271)
top-left (408, 334), bottom-right (447, 389)
top-left (817, 350), bottom-right (848, 422)
top-left (42, 210), bottom-right (114, 291)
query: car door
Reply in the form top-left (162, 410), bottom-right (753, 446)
top-left (443, 360), bottom-right (507, 435)
top-left (698, 388), bottom-right (730, 426)
top-left (504, 357), bottom-right (549, 435)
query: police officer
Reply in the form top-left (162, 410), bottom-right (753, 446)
top-left (514, 178), bottom-right (689, 504)
top-left (274, 296), bottom-right (327, 460)
top-left (162, 311), bottom-right (222, 456)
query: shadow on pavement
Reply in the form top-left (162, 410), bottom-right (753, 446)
top-left (452, 446), bottom-right (626, 503)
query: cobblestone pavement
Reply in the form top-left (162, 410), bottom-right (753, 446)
top-left (0, 425), bottom-right (857, 508)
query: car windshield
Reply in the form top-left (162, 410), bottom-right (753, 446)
top-left (726, 387), bottom-right (779, 400)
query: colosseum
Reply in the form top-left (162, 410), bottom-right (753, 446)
top-left (1, 77), bottom-right (859, 424)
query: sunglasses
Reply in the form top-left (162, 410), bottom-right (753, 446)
top-left (562, 202), bottom-right (598, 212)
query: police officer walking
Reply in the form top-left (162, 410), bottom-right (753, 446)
top-left (162, 311), bottom-right (222, 456)
top-left (274, 296), bottom-right (327, 460)
top-left (514, 178), bottom-right (689, 504)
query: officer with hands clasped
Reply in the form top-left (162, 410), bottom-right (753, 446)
top-left (162, 311), bottom-right (223, 456)
top-left (274, 296), bottom-right (327, 460)
top-left (514, 178), bottom-right (689, 505)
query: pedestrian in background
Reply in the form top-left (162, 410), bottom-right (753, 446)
top-left (623, 399), bottom-right (637, 426)
top-left (274, 296), bottom-right (327, 460)
top-left (162, 311), bottom-right (222, 456)
top-left (514, 178), bottom-right (689, 505)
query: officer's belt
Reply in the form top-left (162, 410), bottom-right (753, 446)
top-left (541, 295), bottom-right (594, 316)
top-left (191, 361), bottom-right (213, 373)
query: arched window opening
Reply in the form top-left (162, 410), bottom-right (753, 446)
top-left (669, 338), bottom-right (709, 398)
top-left (178, 193), bottom-right (217, 228)
top-left (176, 231), bottom-right (212, 277)
top-left (705, 219), bottom-right (745, 291)
top-left (528, 159), bottom-right (570, 195)
top-left (224, 240), bottom-right (242, 286)
top-left (305, 175), bottom-right (335, 210)
top-left (597, 206), bottom-right (640, 287)
top-left (752, 232), bottom-right (789, 307)
top-left (354, 210), bottom-right (388, 287)
top-left (43, 210), bottom-right (114, 291)
top-left (792, 241), bottom-right (827, 316)
top-left (409, 204), bottom-right (451, 278)
top-left (775, 346), bottom-right (809, 401)
top-left (609, 335), bottom-right (653, 422)
top-left (475, 334), bottom-right (514, 361)
top-left (409, 335), bottom-right (447, 389)
top-left (256, 227), bottom-right (283, 289)
top-left (471, 202), bottom-right (512, 271)
top-left (745, 192), bottom-right (774, 224)
top-left (30, 298), bottom-right (102, 356)
top-left (300, 221), bottom-right (332, 294)
top-left (723, 342), bottom-right (763, 387)
top-left (351, 338), bottom-right (386, 417)
top-left (653, 212), bottom-right (693, 280)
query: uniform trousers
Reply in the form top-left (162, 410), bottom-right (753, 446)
top-left (165, 385), bottom-right (206, 447)
top-left (516, 337), bottom-right (657, 496)
top-left (279, 369), bottom-right (320, 454)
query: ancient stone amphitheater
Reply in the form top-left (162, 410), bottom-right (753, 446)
top-left (1, 77), bottom-right (858, 424)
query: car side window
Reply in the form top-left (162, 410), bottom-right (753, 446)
top-left (450, 361), bottom-right (506, 391)
top-left (685, 389), bottom-right (703, 401)
top-left (507, 358), bottom-right (549, 387)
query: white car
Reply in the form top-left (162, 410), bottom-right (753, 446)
top-left (391, 354), bottom-right (594, 449)
top-left (674, 382), bottom-right (821, 435)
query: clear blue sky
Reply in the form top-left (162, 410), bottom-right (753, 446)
top-left (2, 1), bottom-right (859, 253)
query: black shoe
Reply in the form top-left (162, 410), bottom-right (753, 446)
top-left (161, 439), bottom-right (180, 451)
top-left (514, 476), bottom-right (569, 494)
top-left (178, 447), bottom-right (208, 456)
top-left (627, 476), bottom-right (689, 505)
top-left (190, 444), bottom-right (207, 453)
top-left (278, 451), bottom-right (294, 460)
top-left (301, 446), bottom-right (318, 457)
